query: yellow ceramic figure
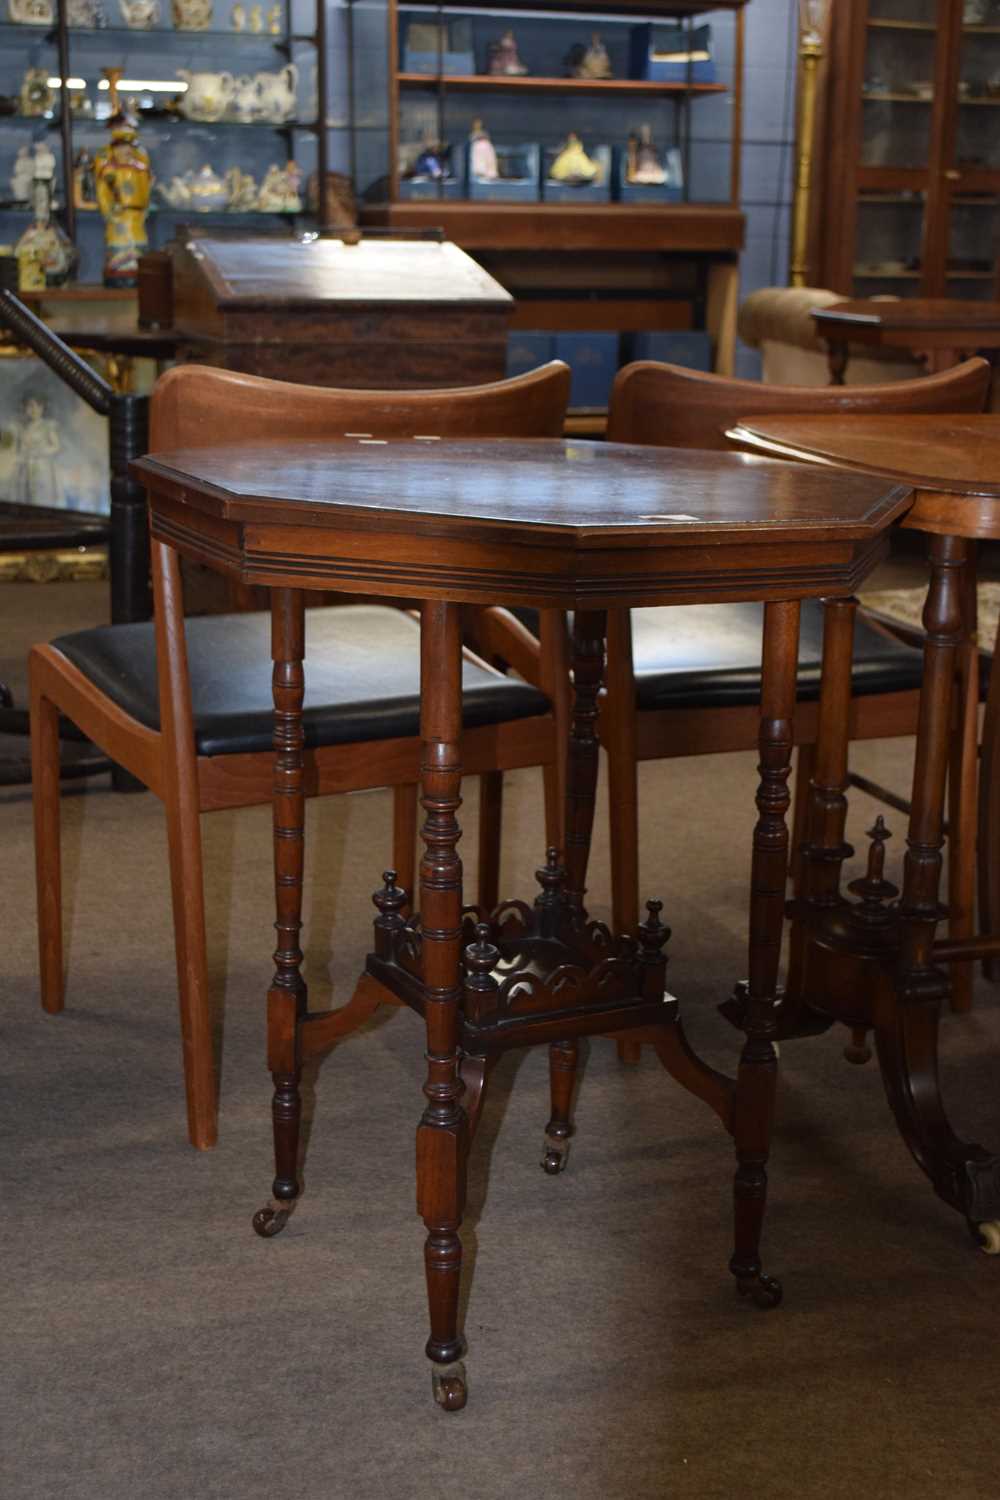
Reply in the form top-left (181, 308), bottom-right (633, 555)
top-left (93, 74), bottom-right (151, 287)
top-left (549, 132), bottom-right (600, 184)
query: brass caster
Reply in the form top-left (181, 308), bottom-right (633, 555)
top-left (252, 1202), bottom-right (292, 1238)
top-left (431, 1360), bottom-right (468, 1412)
top-left (540, 1133), bottom-right (570, 1175)
top-left (975, 1220), bottom-right (1000, 1256)
top-left (736, 1272), bottom-right (783, 1310)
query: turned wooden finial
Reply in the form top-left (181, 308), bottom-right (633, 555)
top-left (640, 897), bottom-right (670, 953)
top-left (463, 921), bottom-right (500, 1024)
top-left (847, 817), bottom-right (898, 921)
top-left (535, 846), bottom-right (566, 905)
top-left (372, 869), bottom-right (407, 955)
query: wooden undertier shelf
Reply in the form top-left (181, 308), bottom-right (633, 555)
top-left (397, 72), bottom-right (726, 96)
top-left (361, 202), bottom-right (745, 253)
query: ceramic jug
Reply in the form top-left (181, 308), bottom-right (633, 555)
top-left (253, 63), bottom-right (297, 122)
top-left (177, 69), bottom-right (235, 122)
top-left (8, 0), bottom-right (53, 23)
top-left (229, 74), bottom-right (257, 122)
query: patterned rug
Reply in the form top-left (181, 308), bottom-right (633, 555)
top-left (860, 581), bottom-right (1000, 652)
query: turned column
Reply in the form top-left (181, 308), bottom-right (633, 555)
top-left (253, 588), bottom-right (308, 1238)
top-left (730, 598), bottom-right (800, 1307)
top-left (564, 608), bottom-right (607, 910)
top-left (416, 600), bottom-right (470, 1412)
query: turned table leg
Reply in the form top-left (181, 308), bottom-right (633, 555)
top-left (253, 589), bottom-right (308, 1239)
top-left (416, 600), bottom-right (471, 1412)
top-left (564, 609), bottom-right (607, 909)
top-left (730, 598), bottom-right (800, 1308)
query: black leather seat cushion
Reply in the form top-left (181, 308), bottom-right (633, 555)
top-left (511, 600), bottom-right (925, 710)
top-left (631, 599), bottom-right (924, 711)
top-left (53, 605), bottom-right (550, 758)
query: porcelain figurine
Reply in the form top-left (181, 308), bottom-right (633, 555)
top-left (118, 0), bottom-right (159, 25)
top-left (565, 33), bottom-right (613, 80)
top-left (248, 2), bottom-right (262, 29)
top-left (8, 0), bottom-right (53, 24)
top-left (267, 2), bottom-right (279, 31)
top-left (172, 0), bottom-right (212, 28)
top-left (72, 147), bottom-right (98, 209)
top-left (253, 63), bottom-right (297, 122)
top-left (486, 29), bottom-right (528, 76)
top-left (224, 165), bottom-right (258, 210)
top-left (66, 0), bottom-right (106, 24)
top-left (468, 119), bottom-right (498, 181)
top-left (549, 132), bottom-right (601, 184)
top-left (626, 125), bottom-right (667, 185)
top-left (257, 160), bottom-right (301, 211)
top-left (230, 1), bottom-right (244, 26)
top-left (33, 139), bottom-right (56, 182)
top-left (177, 68), bottom-right (236, 121)
top-left (94, 75), bottom-right (151, 286)
top-left (10, 146), bottom-right (34, 202)
top-left (16, 176), bottom-right (76, 287)
top-left (409, 135), bottom-right (451, 180)
top-left (19, 68), bottom-right (55, 117)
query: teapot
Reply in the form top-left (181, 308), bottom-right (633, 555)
top-left (8, 0), bottom-right (54, 22)
top-left (177, 68), bottom-right (235, 122)
top-left (229, 74), bottom-right (257, 123)
top-left (171, 0), bottom-right (212, 26)
top-left (253, 63), bottom-right (297, 123)
top-left (188, 163), bottom-right (228, 211)
top-left (118, 0), bottom-right (159, 25)
top-left (157, 174), bottom-right (192, 209)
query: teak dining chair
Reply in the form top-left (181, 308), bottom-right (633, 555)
top-left (601, 356), bottom-right (991, 1024)
top-left (30, 361), bottom-right (571, 1150)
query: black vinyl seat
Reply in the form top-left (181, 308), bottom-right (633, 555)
top-left (630, 599), bottom-right (927, 711)
top-left (53, 604), bottom-right (550, 758)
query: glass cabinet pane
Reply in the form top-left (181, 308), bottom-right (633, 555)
top-left (956, 9), bottom-right (1000, 169)
top-left (860, 7), bottom-right (937, 169)
top-left (853, 191), bottom-right (925, 294)
top-left (946, 194), bottom-right (1000, 297)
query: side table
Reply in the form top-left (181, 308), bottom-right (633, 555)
top-left (729, 412), bottom-right (1000, 1253)
top-left (133, 437), bottom-right (910, 1409)
top-left (812, 298), bottom-right (1000, 387)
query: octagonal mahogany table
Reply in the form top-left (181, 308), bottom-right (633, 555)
top-left (133, 437), bottom-right (911, 1409)
top-left (729, 412), bottom-right (1000, 1256)
top-left (812, 299), bottom-right (1000, 386)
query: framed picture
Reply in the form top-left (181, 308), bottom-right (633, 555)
top-left (0, 354), bottom-right (109, 514)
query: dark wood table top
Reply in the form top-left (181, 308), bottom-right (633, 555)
top-left (729, 413), bottom-right (1000, 540)
top-left (811, 298), bottom-right (1000, 336)
top-left (134, 437), bottom-right (911, 609)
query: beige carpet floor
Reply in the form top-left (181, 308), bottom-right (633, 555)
top-left (3, 581), bottom-right (1000, 1500)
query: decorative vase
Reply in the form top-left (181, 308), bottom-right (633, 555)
top-left (172, 0), bottom-right (212, 29)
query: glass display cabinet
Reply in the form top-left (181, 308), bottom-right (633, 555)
top-left (0, 0), bottom-right (330, 284)
top-left (355, 0), bottom-right (749, 384)
top-left (822, 0), bottom-right (1000, 300)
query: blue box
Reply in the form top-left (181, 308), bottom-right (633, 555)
top-left (629, 23), bottom-right (715, 84)
top-left (555, 332), bottom-right (620, 409)
top-left (541, 144), bottom-right (611, 203)
top-left (613, 145), bottom-right (683, 204)
top-left (506, 331), bottom-right (555, 379)
top-left (467, 143), bottom-right (540, 202)
top-left (630, 330), bottom-right (713, 371)
top-left (398, 177), bottom-right (463, 201)
top-left (402, 19), bottom-right (474, 75)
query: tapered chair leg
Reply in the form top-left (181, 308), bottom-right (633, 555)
top-left (392, 782), bottom-right (419, 908)
top-left (478, 770), bottom-right (502, 915)
top-left (30, 663), bottom-right (65, 1015)
top-left (162, 769), bottom-right (218, 1151)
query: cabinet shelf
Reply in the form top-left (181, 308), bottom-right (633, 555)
top-left (397, 71), bottom-right (726, 96)
top-left (867, 17), bottom-right (936, 29)
top-left (862, 91), bottom-right (934, 104)
top-left (0, 21), bottom-right (306, 42)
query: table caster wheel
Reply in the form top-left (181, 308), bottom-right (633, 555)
top-left (844, 1026), bottom-right (872, 1066)
top-left (975, 1220), bottom-right (1000, 1255)
top-left (736, 1271), bottom-right (783, 1309)
top-left (252, 1203), bottom-right (291, 1238)
top-left (431, 1361), bottom-right (467, 1412)
top-left (541, 1134), bottom-right (570, 1175)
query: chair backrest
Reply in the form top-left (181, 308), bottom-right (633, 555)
top-left (150, 361), bottom-right (572, 449)
top-left (606, 356), bottom-right (992, 450)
